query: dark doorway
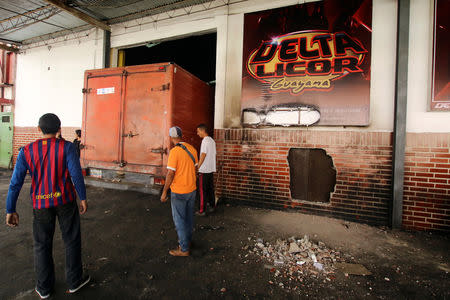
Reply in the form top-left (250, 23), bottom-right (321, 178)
top-left (124, 32), bottom-right (216, 83)
top-left (287, 148), bottom-right (336, 202)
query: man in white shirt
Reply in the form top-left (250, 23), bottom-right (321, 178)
top-left (196, 124), bottom-right (216, 216)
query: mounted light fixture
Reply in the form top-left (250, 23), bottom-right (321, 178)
top-left (145, 42), bottom-right (160, 48)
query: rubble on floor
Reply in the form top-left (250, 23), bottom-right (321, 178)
top-left (244, 235), bottom-right (347, 290)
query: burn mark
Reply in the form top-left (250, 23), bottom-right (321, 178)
top-left (242, 103), bottom-right (320, 127)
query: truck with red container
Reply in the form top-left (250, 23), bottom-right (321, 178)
top-left (81, 62), bottom-right (214, 193)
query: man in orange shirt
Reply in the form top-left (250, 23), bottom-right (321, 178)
top-left (160, 126), bottom-right (198, 256)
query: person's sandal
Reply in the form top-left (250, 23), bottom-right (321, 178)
top-left (169, 246), bottom-right (190, 256)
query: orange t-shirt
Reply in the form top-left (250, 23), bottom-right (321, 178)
top-left (167, 142), bottom-right (198, 194)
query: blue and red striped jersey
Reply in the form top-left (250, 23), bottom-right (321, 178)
top-left (6, 138), bottom-right (86, 213)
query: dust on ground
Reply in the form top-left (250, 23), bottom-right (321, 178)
top-left (0, 169), bottom-right (449, 299)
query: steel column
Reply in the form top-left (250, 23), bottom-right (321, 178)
top-left (392, 0), bottom-right (410, 228)
top-left (103, 30), bottom-right (111, 68)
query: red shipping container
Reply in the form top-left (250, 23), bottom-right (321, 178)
top-left (81, 63), bottom-right (214, 190)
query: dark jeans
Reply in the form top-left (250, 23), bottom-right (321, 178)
top-left (198, 172), bottom-right (215, 213)
top-left (33, 200), bottom-right (83, 294)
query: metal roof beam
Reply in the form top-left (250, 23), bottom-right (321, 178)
top-left (21, 24), bottom-right (93, 46)
top-left (43, 0), bottom-right (110, 31)
top-left (107, 0), bottom-right (212, 25)
top-left (0, 5), bottom-right (61, 34)
top-left (0, 38), bottom-right (21, 46)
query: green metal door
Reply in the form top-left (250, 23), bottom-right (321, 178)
top-left (0, 112), bottom-right (13, 168)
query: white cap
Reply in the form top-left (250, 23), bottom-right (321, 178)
top-left (169, 126), bottom-right (182, 137)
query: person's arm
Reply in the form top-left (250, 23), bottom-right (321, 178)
top-left (66, 143), bottom-right (88, 214)
top-left (160, 170), bottom-right (175, 202)
top-left (198, 153), bottom-right (206, 170)
top-left (198, 139), bottom-right (208, 170)
top-left (6, 149), bottom-right (28, 227)
top-left (161, 150), bottom-right (177, 202)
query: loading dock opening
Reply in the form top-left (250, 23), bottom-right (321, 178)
top-left (123, 33), bottom-right (217, 84)
top-left (121, 32), bottom-right (217, 134)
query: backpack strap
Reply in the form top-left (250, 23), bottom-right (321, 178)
top-left (176, 143), bottom-right (196, 165)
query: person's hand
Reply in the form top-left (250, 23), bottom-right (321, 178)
top-left (6, 213), bottom-right (19, 227)
top-left (79, 200), bottom-right (88, 215)
top-left (160, 191), bottom-right (168, 203)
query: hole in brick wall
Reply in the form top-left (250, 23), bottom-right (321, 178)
top-left (288, 148), bottom-right (336, 203)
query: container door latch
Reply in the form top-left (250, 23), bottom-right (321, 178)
top-left (113, 160), bottom-right (127, 167)
top-left (151, 83), bottom-right (170, 92)
top-left (151, 147), bottom-right (167, 154)
top-left (122, 131), bottom-right (139, 138)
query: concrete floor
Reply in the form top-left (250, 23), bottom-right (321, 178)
top-left (1, 169), bottom-right (449, 299)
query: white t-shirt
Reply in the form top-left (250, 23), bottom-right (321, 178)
top-left (198, 136), bottom-right (216, 173)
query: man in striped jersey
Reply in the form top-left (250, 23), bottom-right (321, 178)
top-left (5, 113), bottom-right (90, 299)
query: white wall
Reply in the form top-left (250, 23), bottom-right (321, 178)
top-left (222, 0), bottom-right (397, 131)
top-left (369, 0), bottom-right (397, 131)
top-left (14, 0), bottom-right (448, 133)
top-left (406, 0), bottom-right (450, 132)
top-left (110, 0), bottom-right (399, 131)
top-left (15, 29), bottom-right (103, 127)
top-left (109, 0), bottom-right (329, 129)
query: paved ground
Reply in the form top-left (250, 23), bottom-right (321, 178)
top-left (0, 169), bottom-right (449, 299)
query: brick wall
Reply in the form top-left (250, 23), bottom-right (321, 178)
top-left (403, 133), bottom-right (450, 232)
top-left (215, 129), bottom-right (393, 226)
top-left (13, 126), bottom-right (80, 162)
top-left (214, 129), bottom-right (450, 232)
top-left (11, 126), bottom-right (448, 231)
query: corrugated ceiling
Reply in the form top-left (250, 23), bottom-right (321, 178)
top-left (0, 0), bottom-right (213, 45)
